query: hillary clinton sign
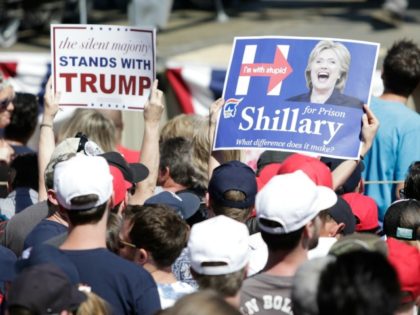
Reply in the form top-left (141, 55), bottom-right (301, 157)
top-left (214, 36), bottom-right (379, 159)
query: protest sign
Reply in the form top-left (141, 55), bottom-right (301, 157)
top-left (51, 24), bottom-right (155, 111)
top-left (214, 36), bottom-right (379, 159)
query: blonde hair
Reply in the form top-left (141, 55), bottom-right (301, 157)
top-left (76, 291), bottom-right (111, 315)
top-left (305, 40), bottom-right (351, 92)
top-left (58, 109), bottom-right (116, 152)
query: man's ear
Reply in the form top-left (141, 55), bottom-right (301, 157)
top-left (330, 222), bottom-right (345, 238)
top-left (135, 248), bottom-right (149, 266)
top-left (47, 189), bottom-right (59, 206)
top-left (205, 192), bottom-right (210, 209)
top-left (158, 166), bottom-right (170, 183)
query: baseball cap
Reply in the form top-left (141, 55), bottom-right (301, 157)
top-left (328, 197), bottom-right (356, 235)
top-left (208, 160), bottom-right (257, 209)
top-left (328, 233), bottom-right (388, 257)
top-left (341, 193), bottom-right (381, 233)
top-left (383, 199), bottom-right (420, 241)
top-left (54, 155), bottom-right (113, 210)
top-left (256, 150), bottom-right (292, 173)
top-left (256, 170), bottom-right (337, 234)
top-left (109, 166), bottom-right (132, 207)
top-left (100, 151), bottom-right (149, 184)
top-left (8, 264), bottom-right (86, 314)
top-left (0, 245), bottom-right (17, 282)
top-left (387, 237), bottom-right (420, 303)
top-left (188, 215), bottom-right (250, 275)
top-left (50, 137), bottom-right (103, 162)
top-left (145, 191), bottom-right (201, 220)
top-left (277, 153), bottom-right (333, 188)
top-left (256, 163), bottom-right (282, 191)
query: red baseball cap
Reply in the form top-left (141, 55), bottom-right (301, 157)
top-left (342, 193), bottom-right (380, 232)
top-left (256, 163), bottom-right (282, 191)
top-left (276, 153), bottom-right (333, 188)
top-left (386, 237), bottom-right (420, 303)
top-left (109, 166), bottom-right (132, 207)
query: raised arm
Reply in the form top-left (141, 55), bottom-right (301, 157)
top-left (208, 98), bottom-right (226, 180)
top-left (332, 105), bottom-right (379, 190)
top-left (38, 77), bottom-right (60, 201)
top-left (129, 80), bottom-right (164, 205)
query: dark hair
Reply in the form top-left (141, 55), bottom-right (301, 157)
top-left (382, 39), bottom-right (420, 97)
top-left (129, 204), bottom-right (189, 268)
top-left (210, 190), bottom-right (252, 222)
top-left (106, 213), bottom-right (123, 254)
top-left (317, 251), bottom-right (401, 315)
top-left (159, 137), bottom-right (205, 190)
top-left (403, 161), bottom-right (420, 200)
top-left (66, 196), bottom-right (108, 226)
top-left (4, 92), bottom-right (38, 143)
top-left (260, 219), bottom-right (304, 251)
top-left (8, 306), bottom-right (33, 315)
top-left (9, 153), bottom-right (38, 191)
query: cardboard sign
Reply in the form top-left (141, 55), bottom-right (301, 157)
top-left (214, 36), bottom-right (379, 159)
top-left (51, 24), bottom-right (155, 111)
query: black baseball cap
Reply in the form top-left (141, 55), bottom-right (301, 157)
top-left (100, 151), bottom-right (149, 183)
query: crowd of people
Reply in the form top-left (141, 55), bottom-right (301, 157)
top-left (0, 38), bottom-right (419, 315)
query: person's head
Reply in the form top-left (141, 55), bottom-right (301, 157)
top-left (208, 161), bottom-right (257, 222)
top-left (321, 157), bottom-right (364, 194)
top-left (8, 153), bottom-right (38, 192)
top-left (402, 161), bottom-right (420, 200)
top-left (7, 264), bottom-right (87, 315)
top-left (317, 251), bottom-right (401, 315)
top-left (0, 74), bottom-right (14, 129)
top-left (383, 199), bottom-right (420, 249)
top-left (341, 193), bottom-right (382, 234)
top-left (292, 256), bottom-right (335, 315)
top-left (128, 204), bottom-right (189, 269)
top-left (4, 92), bottom-right (38, 144)
top-left (106, 212), bottom-right (123, 254)
top-left (53, 155), bottom-right (113, 227)
top-left (328, 233), bottom-right (388, 257)
top-left (306, 40), bottom-right (351, 93)
top-left (318, 196), bottom-right (356, 238)
top-left (96, 109), bottom-right (123, 144)
top-left (157, 290), bottom-right (242, 315)
top-left (58, 109), bottom-right (116, 152)
top-left (188, 215), bottom-right (249, 298)
top-left (381, 39), bottom-right (420, 98)
top-left (159, 137), bottom-right (206, 191)
top-left (256, 170), bottom-right (337, 252)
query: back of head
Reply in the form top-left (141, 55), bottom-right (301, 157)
top-left (158, 290), bottom-right (241, 315)
top-left (256, 171), bottom-right (336, 251)
top-left (403, 161), bottom-right (420, 200)
top-left (383, 199), bottom-right (420, 244)
top-left (58, 109), bottom-right (116, 152)
top-left (129, 204), bottom-right (189, 268)
top-left (9, 153), bottom-right (38, 191)
top-left (208, 160), bottom-right (257, 222)
top-left (317, 251), bottom-right (400, 315)
top-left (4, 92), bottom-right (38, 144)
top-left (382, 39), bottom-right (420, 97)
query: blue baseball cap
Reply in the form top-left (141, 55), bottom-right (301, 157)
top-left (208, 160), bottom-right (257, 209)
top-left (145, 191), bottom-right (201, 220)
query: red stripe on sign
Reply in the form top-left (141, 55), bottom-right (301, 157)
top-left (166, 68), bottom-right (194, 114)
top-left (0, 62), bottom-right (18, 78)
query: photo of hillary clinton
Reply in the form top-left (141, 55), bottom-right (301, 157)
top-left (288, 40), bottom-right (363, 108)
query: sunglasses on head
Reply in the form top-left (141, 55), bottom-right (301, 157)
top-left (75, 132), bottom-right (102, 156)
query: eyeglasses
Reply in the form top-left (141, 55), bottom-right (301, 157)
top-left (75, 132), bottom-right (102, 156)
top-left (119, 239), bottom-right (137, 249)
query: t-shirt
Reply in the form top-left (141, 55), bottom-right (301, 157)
top-left (363, 97), bottom-right (420, 220)
top-left (23, 219), bottom-right (67, 250)
top-left (172, 247), bottom-right (198, 288)
top-left (240, 273), bottom-right (293, 315)
top-left (62, 248), bottom-right (161, 315)
top-left (0, 201), bottom-right (49, 256)
top-left (157, 281), bottom-right (195, 309)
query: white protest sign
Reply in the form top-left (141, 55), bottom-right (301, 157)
top-left (51, 24), bottom-right (155, 111)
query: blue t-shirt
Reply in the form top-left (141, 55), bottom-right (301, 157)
top-left (62, 248), bottom-right (161, 315)
top-left (363, 97), bottom-right (420, 220)
top-left (23, 219), bottom-right (68, 250)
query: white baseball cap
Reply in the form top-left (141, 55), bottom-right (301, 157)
top-left (54, 155), bottom-right (113, 210)
top-left (256, 170), bottom-right (337, 234)
top-left (188, 215), bottom-right (250, 275)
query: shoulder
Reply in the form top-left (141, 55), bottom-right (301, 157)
top-left (327, 91), bottom-right (363, 108)
top-left (287, 93), bottom-right (310, 102)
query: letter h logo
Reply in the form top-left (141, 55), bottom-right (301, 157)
top-left (236, 45), bottom-right (293, 96)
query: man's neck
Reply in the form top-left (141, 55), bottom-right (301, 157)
top-left (60, 222), bottom-right (107, 250)
top-left (263, 246), bottom-right (308, 277)
top-left (144, 263), bottom-right (177, 284)
top-left (380, 92), bottom-right (408, 104)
